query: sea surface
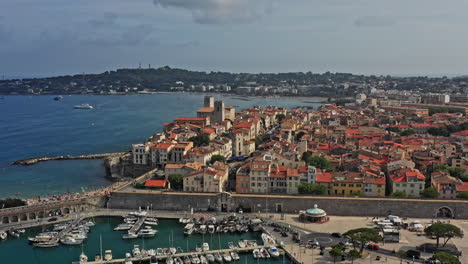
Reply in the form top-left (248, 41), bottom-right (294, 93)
top-left (0, 217), bottom-right (291, 264)
top-left (0, 94), bottom-right (323, 198)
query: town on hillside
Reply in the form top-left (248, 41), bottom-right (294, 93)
top-left (131, 96), bottom-right (468, 202)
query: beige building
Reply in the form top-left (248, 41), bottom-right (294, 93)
top-left (183, 161), bottom-right (228, 193)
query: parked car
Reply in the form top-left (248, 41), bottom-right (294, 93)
top-left (48, 217), bottom-right (58, 222)
top-left (367, 244), bottom-right (380, 250)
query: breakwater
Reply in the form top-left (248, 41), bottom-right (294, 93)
top-left (12, 152), bottom-right (129, 165)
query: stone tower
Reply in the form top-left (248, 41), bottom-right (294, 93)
top-left (214, 100), bottom-right (225, 124)
top-left (204, 96), bottom-right (214, 108)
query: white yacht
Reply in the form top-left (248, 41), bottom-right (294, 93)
top-left (144, 218), bottom-right (159, 226)
top-left (123, 232), bottom-right (138, 239)
top-left (137, 228), bottom-right (157, 238)
top-left (132, 245), bottom-right (141, 258)
top-left (202, 243), bottom-right (210, 252)
top-left (104, 250), bottom-right (113, 261)
top-left (79, 253), bottom-right (88, 263)
top-left (184, 223), bottom-right (194, 235)
top-left (268, 247), bottom-right (280, 257)
top-left (124, 253), bottom-right (133, 264)
top-left (230, 252), bottom-right (240, 261)
top-left (199, 255), bottom-right (208, 264)
top-left (261, 233), bottom-right (276, 246)
top-left (223, 253), bottom-right (232, 262)
top-left (74, 104), bottom-right (93, 109)
top-left (60, 236), bottom-right (84, 245)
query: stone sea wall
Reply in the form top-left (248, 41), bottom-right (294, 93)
top-left (107, 192), bottom-right (468, 219)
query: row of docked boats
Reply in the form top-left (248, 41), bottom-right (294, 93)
top-left (28, 219), bottom-right (95, 247)
top-left (115, 212), bottom-right (159, 239)
top-left (0, 229), bottom-right (25, 240)
top-left (182, 216), bottom-right (262, 236)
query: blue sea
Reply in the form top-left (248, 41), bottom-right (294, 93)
top-left (0, 94), bottom-right (323, 198)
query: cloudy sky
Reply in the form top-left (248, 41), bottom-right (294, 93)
top-left (1, 0), bottom-right (468, 77)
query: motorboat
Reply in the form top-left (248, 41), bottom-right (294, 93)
top-left (150, 256), bottom-right (158, 264)
top-left (222, 253), bottom-right (232, 262)
top-left (191, 253), bottom-right (200, 264)
top-left (125, 253), bottom-right (134, 264)
top-left (260, 248), bottom-right (270, 258)
top-left (29, 232), bottom-right (58, 243)
top-left (79, 253), bottom-right (88, 263)
top-left (145, 218), bottom-right (159, 226)
top-left (60, 236), bottom-right (84, 245)
top-left (74, 104), bottom-right (93, 109)
top-left (132, 245), bottom-right (141, 258)
top-left (166, 257), bottom-right (174, 264)
top-left (199, 225), bottom-right (207, 234)
top-left (84, 220), bottom-right (95, 227)
top-left (104, 250), bottom-right (113, 261)
top-left (268, 247), bottom-right (280, 257)
top-left (202, 243), bottom-right (210, 252)
top-left (237, 240), bottom-right (246, 248)
top-left (137, 228), bottom-right (157, 238)
top-left (183, 255), bottom-right (191, 264)
top-left (215, 226), bottom-right (222, 233)
top-left (175, 257), bottom-right (183, 264)
top-left (8, 230), bottom-right (20, 238)
top-left (34, 241), bottom-right (59, 248)
top-left (177, 247), bottom-right (184, 253)
top-left (184, 223), bottom-right (194, 235)
top-left (227, 242), bottom-right (236, 249)
top-left (230, 252), bottom-right (240, 261)
top-left (123, 232), bottom-right (138, 239)
top-left (156, 248), bottom-right (164, 256)
top-left (169, 247), bottom-right (177, 255)
top-left (129, 211), bottom-right (148, 217)
top-left (208, 225), bottom-right (215, 234)
top-left (148, 249), bottom-right (157, 256)
top-left (206, 254), bottom-right (215, 263)
top-left (17, 229), bottom-right (26, 234)
top-left (115, 223), bottom-right (133, 231)
top-left (261, 233), bottom-right (275, 246)
top-left (95, 254), bottom-right (102, 261)
top-left (252, 249), bottom-right (261, 259)
top-left (200, 255), bottom-right (208, 264)
top-left (214, 253), bottom-right (223, 263)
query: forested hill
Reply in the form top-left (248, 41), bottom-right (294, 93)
top-left (0, 66), bottom-right (465, 95)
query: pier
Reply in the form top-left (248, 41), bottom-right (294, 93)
top-left (12, 152), bottom-right (128, 166)
top-left (48, 218), bottom-right (84, 245)
top-left (128, 215), bottom-right (147, 234)
top-left (76, 245), bottom-right (271, 264)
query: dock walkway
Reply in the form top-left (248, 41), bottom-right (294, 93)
top-left (78, 245), bottom-right (269, 264)
top-left (128, 216), bottom-right (147, 234)
top-left (48, 218), bottom-right (83, 245)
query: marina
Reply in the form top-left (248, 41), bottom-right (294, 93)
top-left (0, 213), bottom-right (290, 264)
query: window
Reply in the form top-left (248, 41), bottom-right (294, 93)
top-left (341, 184), bottom-right (346, 187)
top-left (349, 184), bottom-right (354, 187)
top-left (251, 183), bottom-right (255, 187)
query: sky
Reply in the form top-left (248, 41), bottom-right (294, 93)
top-left (1, 0), bottom-right (468, 77)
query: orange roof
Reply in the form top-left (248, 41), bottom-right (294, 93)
top-left (202, 128), bottom-right (216, 134)
top-left (165, 164), bottom-right (184, 169)
top-left (197, 107), bottom-right (214, 113)
top-left (456, 182), bottom-right (468, 192)
top-left (316, 172), bottom-right (333, 183)
top-left (175, 117), bottom-right (206, 121)
top-left (155, 143), bottom-right (173, 149)
top-left (144, 180), bottom-right (168, 188)
top-left (452, 130), bottom-right (468, 136)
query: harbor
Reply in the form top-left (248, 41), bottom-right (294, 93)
top-left (0, 210), bottom-right (291, 264)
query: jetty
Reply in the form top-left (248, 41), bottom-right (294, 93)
top-left (75, 245), bottom-right (270, 264)
top-left (12, 152), bottom-right (128, 166)
top-left (128, 215), bottom-right (147, 234)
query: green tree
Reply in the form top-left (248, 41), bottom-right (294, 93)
top-left (348, 249), bottom-right (360, 264)
top-left (295, 131), bottom-right (305, 141)
top-left (421, 187), bottom-right (439, 198)
top-left (329, 245), bottom-right (343, 264)
top-left (189, 134), bottom-right (210, 147)
top-left (401, 129), bottom-right (416, 136)
top-left (307, 155), bottom-right (331, 170)
top-left (457, 192), bottom-right (468, 199)
top-left (343, 228), bottom-right (382, 254)
top-left (424, 223), bottom-right (464, 248)
top-left (391, 191), bottom-right (407, 198)
top-left (0, 198), bottom-right (26, 209)
top-left (386, 127), bottom-right (401, 133)
top-left (433, 252), bottom-right (461, 264)
top-left (168, 174), bottom-right (183, 190)
top-left (276, 114), bottom-right (286, 123)
top-left (298, 183), bottom-right (328, 195)
top-left (210, 155), bottom-right (226, 164)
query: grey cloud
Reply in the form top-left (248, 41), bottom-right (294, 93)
top-left (152, 0), bottom-right (273, 24)
top-left (354, 16), bottom-right (396, 27)
top-left (89, 12), bottom-right (118, 27)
